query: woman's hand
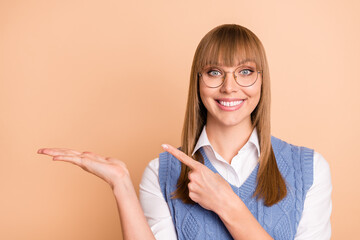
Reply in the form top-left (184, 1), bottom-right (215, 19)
top-left (162, 144), bottom-right (273, 240)
top-left (37, 148), bottom-right (129, 190)
top-left (161, 144), bottom-right (236, 213)
top-left (38, 147), bottom-right (156, 240)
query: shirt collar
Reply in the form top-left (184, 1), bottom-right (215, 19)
top-left (192, 125), bottom-right (260, 158)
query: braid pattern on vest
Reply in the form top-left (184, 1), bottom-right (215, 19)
top-left (159, 136), bottom-right (314, 240)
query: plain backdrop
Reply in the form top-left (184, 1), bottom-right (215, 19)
top-left (1, 0), bottom-right (359, 239)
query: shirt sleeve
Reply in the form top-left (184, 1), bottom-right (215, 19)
top-left (294, 151), bottom-right (332, 240)
top-left (139, 158), bottom-right (178, 240)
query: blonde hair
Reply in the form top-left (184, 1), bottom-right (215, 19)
top-left (172, 24), bottom-right (287, 206)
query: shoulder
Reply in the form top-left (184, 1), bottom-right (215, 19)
top-left (296, 151), bottom-right (332, 239)
top-left (142, 158), bottom-right (160, 176)
top-left (271, 136), bottom-right (313, 152)
top-left (140, 158), bottom-right (160, 189)
top-left (271, 137), bottom-right (332, 189)
top-left (271, 136), bottom-right (315, 189)
top-left (312, 151), bottom-right (332, 192)
top-left (158, 150), bottom-right (182, 187)
top-left (158, 150), bottom-right (182, 170)
top-left (142, 149), bottom-right (184, 178)
top-left (313, 151), bottom-right (331, 174)
top-left (271, 136), bottom-right (314, 165)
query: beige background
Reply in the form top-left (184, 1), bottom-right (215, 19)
top-left (1, 0), bottom-right (359, 239)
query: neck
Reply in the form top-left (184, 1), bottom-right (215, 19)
top-left (206, 118), bottom-right (253, 164)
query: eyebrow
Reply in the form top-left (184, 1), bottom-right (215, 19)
top-left (207, 59), bottom-right (256, 67)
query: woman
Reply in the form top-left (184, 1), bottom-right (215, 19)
top-left (37, 24), bottom-right (332, 239)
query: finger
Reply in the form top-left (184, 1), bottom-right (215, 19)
top-left (38, 148), bottom-right (81, 154)
top-left (188, 170), bottom-right (194, 181)
top-left (188, 191), bottom-right (200, 203)
top-left (81, 151), bottom-right (106, 162)
top-left (188, 170), bottom-right (200, 183)
top-left (188, 182), bottom-right (200, 192)
top-left (52, 155), bottom-right (83, 165)
top-left (161, 144), bottom-right (201, 169)
top-left (53, 155), bottom-right (100, 172)
top-left (52, 155), bottom-right (104, 175)
top-left (105, 157), bottom-right (122, 165)
top-left (37, 148), bottom-right (81, 156)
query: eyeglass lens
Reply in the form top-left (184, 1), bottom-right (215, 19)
top-left (201, 66), bottom-right (259, 88)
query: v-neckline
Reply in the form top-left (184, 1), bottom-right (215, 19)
top-left (199, 147), bottom-right (259, 196)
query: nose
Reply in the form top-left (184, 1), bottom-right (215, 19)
top-left (220, 72), bottom-right (239, 93)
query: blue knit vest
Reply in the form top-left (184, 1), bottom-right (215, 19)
top-left (158, 136), bottom-right (314, 240)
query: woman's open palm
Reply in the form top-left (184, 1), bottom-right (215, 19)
top-left (37, 148), bottom-right (129, 189)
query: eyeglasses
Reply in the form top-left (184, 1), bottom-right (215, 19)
top-left (198, 66), bottom-right (262, 88)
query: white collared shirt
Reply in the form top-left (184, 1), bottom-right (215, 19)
top-left (139, 127), bottom-right (332, 239)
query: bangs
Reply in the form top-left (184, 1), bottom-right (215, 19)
top-left (195, 25), bottom-right (263, 71)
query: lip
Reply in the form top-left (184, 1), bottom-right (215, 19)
top-left (215, 98), bottom-right (245, 111)
top-left (216, 98), bottom-right (244, 102)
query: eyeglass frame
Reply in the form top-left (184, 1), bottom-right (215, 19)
top-left (198, 67), bottom-right (263, 88)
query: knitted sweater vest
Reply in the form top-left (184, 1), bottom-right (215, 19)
top-left (158, 136), bottom-right (314, 240)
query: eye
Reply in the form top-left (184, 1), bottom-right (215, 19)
top-left (239, 68), bottom-right (254, 76)
top-left (207, 69), bottom-right (222, 77)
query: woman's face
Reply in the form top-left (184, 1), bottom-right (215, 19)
top-left (199, 61), bottom-right (262, 129)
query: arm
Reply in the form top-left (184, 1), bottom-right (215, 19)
top-left (37, 148), bottom-right (155, 240)
top-left (214, 189), bottom-right (272, 240)
top-left (294, 152), bottom-right (332, 240)
top-left (113, 175), bottom-right (156, 240)
top-left (162, 144), bottom-right (273, 240)
top-left (139, 158), bottom-right (177, 239)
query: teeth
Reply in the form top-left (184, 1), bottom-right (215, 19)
top-left (219, 100), bottom-right (243, 107)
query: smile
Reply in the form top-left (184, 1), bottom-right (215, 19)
top-left (218, 100), bottom-right (243, 107)
top-left (215, 99), bottom-right (245, 111)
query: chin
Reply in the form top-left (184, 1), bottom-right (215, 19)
top-left (216, 117), bottom-right (246, 128)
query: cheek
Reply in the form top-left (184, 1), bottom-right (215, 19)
top-left (244, 81), bottom-right (262, 107)
top-left (199, 82), bottom-right (213, 107)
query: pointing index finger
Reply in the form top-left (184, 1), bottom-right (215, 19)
top-left (161, 144), bottom-right (201, 169)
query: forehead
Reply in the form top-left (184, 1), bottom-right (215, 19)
top-left (199, 47), bottom-right (261, 68)
top-left (196, 38), bottom-right (263, 72)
